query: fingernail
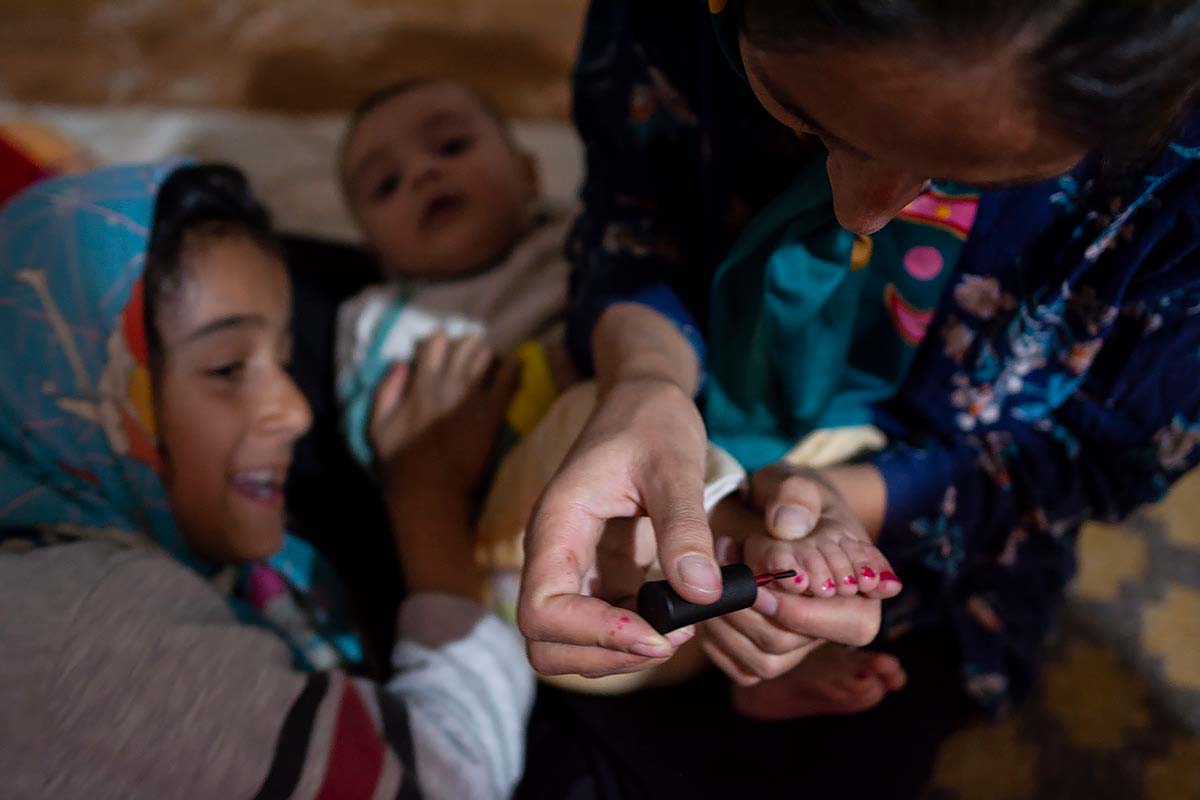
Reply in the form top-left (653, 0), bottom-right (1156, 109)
top-left (880, 571), bottom-right (901, 583)
top-left (754, 588), bottom-right (780, 616)
top-left (629, 640), bottom-right (673, 658)
top-left (821, 579), bottom-right (837, 592)
top-left (773, 505), bottom-right (815, 538)
top-left (861, 566), bottom-right (876, 579)
top-left (666, 626), bottom-right (696, 646)
top-left (677, 554), bottom-right (721, 594)
top-left (843, 575), bottom-right (858, 586)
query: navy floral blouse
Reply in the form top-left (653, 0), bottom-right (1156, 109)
top-left (565, 0), bottom-right (1200, 714)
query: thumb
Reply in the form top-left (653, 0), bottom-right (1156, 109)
top-left (748, 463), bottom-right (823, 541)
top-left (643, 470), bottom-right (722, 604)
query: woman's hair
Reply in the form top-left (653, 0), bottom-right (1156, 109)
top-left (143, 164), bottom-right (281, 364)
top-left (741, 0), bottom-right (1200, 160)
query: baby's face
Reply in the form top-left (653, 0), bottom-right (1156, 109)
top-left (343, 83), bottom-right (538, 279)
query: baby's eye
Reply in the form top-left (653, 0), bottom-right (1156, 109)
top-left (372, 173), bottom-right (401, 201)
top-left (438, 136), bottom-right (473, 157)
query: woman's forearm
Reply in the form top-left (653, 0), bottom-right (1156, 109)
top-left (592, 302), bottom-right (700, 396)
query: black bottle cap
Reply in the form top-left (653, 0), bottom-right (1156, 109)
top-left (636, 563), bottom-right (759, 634)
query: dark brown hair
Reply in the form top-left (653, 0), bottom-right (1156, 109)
top-left (143, 164), bottom-right (281, 365)
top-left (742, 0), bottom-right (1200, 161)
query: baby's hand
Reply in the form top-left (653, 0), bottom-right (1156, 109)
top-left (737, 467), bottom-right (902, 600)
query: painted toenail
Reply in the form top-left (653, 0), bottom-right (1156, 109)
top-left (793, 572), bottom-right (806, 584)
top-left (861, 566), bottom-right (876, 579)
top-left (880, 571), bottom-right (901, 583)
top-left (821, 579), bottom-right (836, 592)
top-left (844, 575), bottom-right (858, 585)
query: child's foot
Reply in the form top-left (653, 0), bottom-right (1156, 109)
top-left (731, 644), bottom-right (906, 720)
top-left (756, 531), bottom-right (902, 600)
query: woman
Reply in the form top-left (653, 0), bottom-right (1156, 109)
top-left (0, 162), bottom-right (528, 799)
top-left (517, 0), bottom-right (1200, 783)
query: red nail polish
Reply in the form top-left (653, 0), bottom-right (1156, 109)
top-left (793, 573), bottom-right (806, 584)
top-left (844, 575), bottom-right (858, 585)
top-left (881, 571), bottom-right (900, 583)
top-left (821, 579), bottom-right (836, 591)
top-left (861, 566), bottom-right (876, 579)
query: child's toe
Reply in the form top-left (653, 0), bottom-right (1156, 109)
top-left (802, 551), bottom-right (836, 597)
top-left (817, 541), bottom-right (859, 596)
top-left (842, 540), bottom-right (881, 594)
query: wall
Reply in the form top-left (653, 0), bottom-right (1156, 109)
top-left (0, 0), bottom-right (586, 118)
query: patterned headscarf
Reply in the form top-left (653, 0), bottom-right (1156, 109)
top-left (0, 162), bottom-right (361, 670)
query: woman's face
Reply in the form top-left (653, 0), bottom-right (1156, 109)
top-left (152, 235), bottom-right (312, 563)
top-left (740, 37), bottom-right (1087, 234)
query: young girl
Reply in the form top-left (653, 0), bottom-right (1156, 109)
top-left (0, 162), bottom-right (530, 799)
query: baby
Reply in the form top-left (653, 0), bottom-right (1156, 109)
top-left (336, 79), bottom-right (576, 475)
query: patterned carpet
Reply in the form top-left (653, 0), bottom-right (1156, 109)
top-left (927, 470), bottom-right (1200, 800)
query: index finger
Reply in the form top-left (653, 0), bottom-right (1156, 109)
top-left (770, 592), bottom-right (882, 648)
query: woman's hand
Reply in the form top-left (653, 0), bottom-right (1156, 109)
top-left (518, 304), bottom-right (718, 678)
top-left (699, 463), bottom-right (893, 686)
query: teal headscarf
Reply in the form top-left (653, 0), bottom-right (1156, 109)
top-left (0, 163), bottom-right (362, 670)
top-left (703, 0), bottom-right (980, 469)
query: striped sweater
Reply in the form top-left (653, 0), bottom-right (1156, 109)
top-left (0, 540), bottom-right (534, 799)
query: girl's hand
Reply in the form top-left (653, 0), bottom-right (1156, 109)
top-left (375, 335), bottom-right (518, 600)
top-left (373, 333), bottom-right (517, 496)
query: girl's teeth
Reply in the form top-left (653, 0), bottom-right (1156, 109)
top-left (232, 473), bottom-right (281, 495)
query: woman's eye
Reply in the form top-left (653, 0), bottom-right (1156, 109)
top-left (206, 362), bottom-right (245, 380)
top-left (372, 173), bottom-right (401, 201)
top-left (791, 122), bottom-right (820, 140)
top-left (439, 136), bottom-right (472, 157)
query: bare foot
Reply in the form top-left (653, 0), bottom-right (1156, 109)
top-left (731, 644), bottom-right (906, 720)
top-left (748, 525), bottom-right (902, 600)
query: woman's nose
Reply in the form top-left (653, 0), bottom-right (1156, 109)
top-left (826, 149), bottom-right (927, 235)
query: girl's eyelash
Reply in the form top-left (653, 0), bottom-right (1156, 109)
top-left (206, 362), bottom-right (244, 379)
